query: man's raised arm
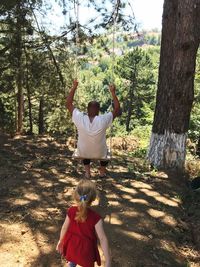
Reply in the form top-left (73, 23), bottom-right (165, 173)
top-left (66, 80), bottom-right (78, 114)
top-left (109, 84), bottom-right (121, 120)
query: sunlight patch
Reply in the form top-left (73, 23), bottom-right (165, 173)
top-left (104, 214), bottom-right (123, 225)
top-left (24, 192), bottom-right (40, 201)
top-left (122, 194), bottom-right (134, 200)
top-left (130, 198), bottom-right (149, 205)
top-left (140, 188), bottom-right (180, 207)
top-left (148, 208), bottom-right (165, 218)
top-left (162, 215), bottom-right (177, 226)
top-left (50, 167), bottom-right (59, 174)
top-left (131, 182), bottom-right (153, 189)
top-left (108, 200), bottom-right (120, 206)
top-left (12, 198), bottom-right (30, 205)
top-left (148, 208), bottom-right (177, 226)
top-left (122, 211), bottom-right (140, 217)
top-left (121, 229), bottom-right (149, 241)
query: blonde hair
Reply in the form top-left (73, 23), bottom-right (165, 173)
top-left (73, 179), bottom-right (97, 222)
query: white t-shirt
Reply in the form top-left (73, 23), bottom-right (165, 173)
top-left (72, 108), bottom-right (113, 159)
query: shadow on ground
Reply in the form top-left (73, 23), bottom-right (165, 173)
top-left (0, 133), bottom-right (199, 267)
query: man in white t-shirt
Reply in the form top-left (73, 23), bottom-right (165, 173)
top-left (66, 80), bottom-right (120, 178)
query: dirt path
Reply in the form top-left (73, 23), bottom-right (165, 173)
top-left (0, 134), bottom-right (199, 267)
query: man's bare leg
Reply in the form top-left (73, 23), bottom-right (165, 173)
top-left (99, 165), bottom-right (106, 177)
top-left (99, 161), bottom-right (108, 177)
top-left (84, 164), bottom-right (91, 178)
top-left (82, 159), bottom-right (91, 178)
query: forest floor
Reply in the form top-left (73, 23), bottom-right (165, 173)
top-left (0, 133), bottom-right (200, 267)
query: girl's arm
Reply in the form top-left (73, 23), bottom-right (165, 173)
top-left (56, 215), bottom-right (70, 254)
top-left (95, 219), bottom-right (111, 267)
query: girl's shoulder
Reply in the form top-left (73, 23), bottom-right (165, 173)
top-left (88, 208), bottom-right (102, 224)
top-left (68, 206), bottom-right (78, 211)
top-left (67, 206), bottom-right (78, 218)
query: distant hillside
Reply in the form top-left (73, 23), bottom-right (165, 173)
top-left (122, 30), bottom-right (161, 48)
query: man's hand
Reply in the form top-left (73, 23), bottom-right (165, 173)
top-left (66, 80), bottom-right (78, 114)
top-left (108, 84), bottom-right (120, 120)
top-left (72, 79), bottom-right (78, 90)
top-left (109, 84), bottom-right (116, 94)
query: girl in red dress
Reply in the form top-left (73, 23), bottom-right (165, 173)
top-left (56, 179), bottom-right (111, 267)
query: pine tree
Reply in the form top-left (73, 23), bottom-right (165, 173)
top-left (147, 0), bottom-right (200, 169)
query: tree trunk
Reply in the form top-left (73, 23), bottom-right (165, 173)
top-left (24, 47), bottom-right (33, 134)
top-left (197, 137), bottom-right (200, 157)
top-left (126, 90), bottom-right (133, 132)
top-left (126, 81), bottom-right (135, 132)
top-left (17, 85), bottom-right (23, 133)
top-left (15, 91), bottom-right (18, 131)
top-left (27, 84), bottom-right (33, 134)
top-left (147, 0), bottom-right (200, 169)
top-left (16, 2), bottom-right (23, 134)
top-left (38, 96), bottom-right (44, 134)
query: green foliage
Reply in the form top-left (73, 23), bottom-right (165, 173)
top-left (129, 147), bottom-right (147, 158)
top-left (131, 125), bottom-right (151, 143)
top-left (0, 92), bottom-right (15, 132)
top-left (115, 47), bottom-right (157, 132)
top-left (189, 103), bottom-right (200, 141)
top-left (131, 125), bottom-right (151, 160)
top-left (189, 49), bottom-right (200, 141)
top-left (0, 0), bottom-right (161, 140)
top-left (46, 105), bottom-right (71, 134)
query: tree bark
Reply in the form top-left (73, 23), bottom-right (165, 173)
top-left (147, 0), bottom-right (200, 169)
top-left (27, 83), bottom-right (33, 134)
top-left (38, 96), bottom-right (44, 134)
top-left (197, 137), bottom-right (200, 157)
top-left (126, 86), bottom-right (134, 132)
top-left (24, 47), bottom-right (33, 134)
top-left (126, 72), bottom-right (136, 132)
top-left (16, 2), bottom-right (23, 134)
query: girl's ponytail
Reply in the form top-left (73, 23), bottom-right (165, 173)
top-left (73, 180), bottom-right (97, 222)
top-left (75, 198), bottom-right (88, 222)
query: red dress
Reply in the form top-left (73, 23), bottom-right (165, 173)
top-left (62, 206), bottom-right (101, 267)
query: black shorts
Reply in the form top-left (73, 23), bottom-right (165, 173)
top-left (82, 159), bottom-right (108, 166)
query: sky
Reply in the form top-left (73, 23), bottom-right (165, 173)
top-left (41, 0), bottom-right (164, 34)
top-left (132, 0), bottom-right (164, 30)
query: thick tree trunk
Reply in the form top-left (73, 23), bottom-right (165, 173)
top-left (147, 0), bottom-right (200, 169)
top-left (38, 96), bottom-right (44, 134)
top-left (148, 131), bottom-right (187, 169)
